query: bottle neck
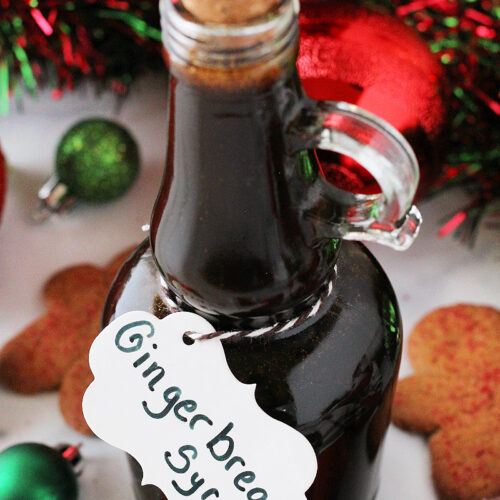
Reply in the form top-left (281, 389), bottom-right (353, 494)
top-left (151, 0), bottom-right (337, 329)
top-left (150, 69), bottom-right (337, 329)
top-left (160, 0), bottom-right (300, 91)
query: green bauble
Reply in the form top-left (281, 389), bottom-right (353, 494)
top-left (56, 118), bottom-right (140, 203)
top-left (0, 443), bottom-right (78, 500)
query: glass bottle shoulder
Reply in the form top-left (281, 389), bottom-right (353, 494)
top-left (103, 238), bottom-right (401, 452)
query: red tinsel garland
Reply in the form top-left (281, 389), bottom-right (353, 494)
top-left (0, 0), bottom-right (498, 242)
top-left (0, 0), bottom-right (162, 114)
top-left (367, 0), bottom-right (499, 242)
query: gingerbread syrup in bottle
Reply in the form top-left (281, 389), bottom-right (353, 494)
top-left (103, 1), bottom-right (422, 498)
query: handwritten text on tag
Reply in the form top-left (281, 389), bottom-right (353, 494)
top-left (83, 311), bottom-right (317, 499)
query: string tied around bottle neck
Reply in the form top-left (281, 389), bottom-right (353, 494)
top-left (160, 270), bottom-right (336, 342)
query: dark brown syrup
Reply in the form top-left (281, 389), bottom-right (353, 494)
top-left (103, 67), bottom-right (401, 500)
top-left (150, 73), bottom-right (341, 329)
top-left (104, 238), bottom-right (401, 500)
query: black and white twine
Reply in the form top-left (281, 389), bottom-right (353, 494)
top-left (160, 270), bottom-right (336, 342)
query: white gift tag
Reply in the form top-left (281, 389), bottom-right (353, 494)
top-left (83, 311), bottom-right (318, 499)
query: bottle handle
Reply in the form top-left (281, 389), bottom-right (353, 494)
top-left (287, 101), bottom-right (422, 250)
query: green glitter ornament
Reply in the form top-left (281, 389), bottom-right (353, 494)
top-left (34, 118), bottom-right (140, 221)
top-left (0, 443), bottom-right (80, 500)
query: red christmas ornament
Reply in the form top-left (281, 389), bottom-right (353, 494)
top-left (0, 144), bottom-right (6, 224)
top-left (298, 0), bottom-right (448, 196)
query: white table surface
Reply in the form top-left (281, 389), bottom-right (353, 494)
top-left (0, 75), bottom-right (498, 500)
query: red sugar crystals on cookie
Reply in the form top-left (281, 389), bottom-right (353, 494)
top-left (392, 304), bottom-right (500, 500)
top-left (392, 374), bottom-right (495, 434)
top-left (430, 408), bottom-right (500, 500)
top-left (408, 304), bottom-right (500, 376)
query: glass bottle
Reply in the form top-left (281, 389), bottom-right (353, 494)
top-left (103, 1), bottom-right (421, 498)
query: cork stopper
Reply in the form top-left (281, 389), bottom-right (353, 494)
top-left (182, 0), bottom-right (281, 24)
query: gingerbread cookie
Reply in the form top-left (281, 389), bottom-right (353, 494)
top-left (59, 355), bottom-right (94, 435)
top-left (408, 304), bottom-right (500, 376)
top-left (0, 312), bottom-right (85, 393)
top-left (392, 373), bottom-right (495, 434)
top-left (430, 408), bottom-right (500, 500)
top-left (392, 304), bottom-right (500, 500)
top-left (43, 265), bottom-right (107, 312)
top-left (0, 247), bottom-right (135, 431)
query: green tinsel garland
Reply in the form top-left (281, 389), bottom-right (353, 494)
top-left (366, 0), bottom-right (499, 242)
top-left (1, 0), bottom-right (498, 241)
top-left (0, 0), bottom-right (162, 115)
